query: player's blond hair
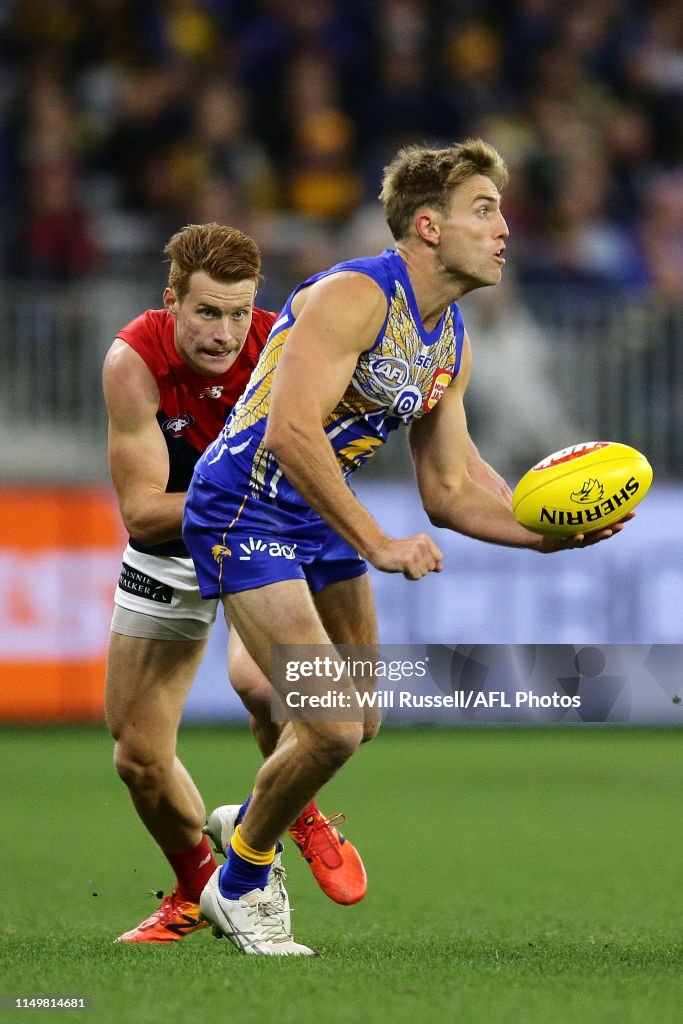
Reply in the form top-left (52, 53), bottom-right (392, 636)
top-left (379, 139), bottom-right (509, 241)
top-left (163, 223), bottom-right (262, 301)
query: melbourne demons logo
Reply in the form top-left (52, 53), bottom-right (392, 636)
top-left (162, 413), bottom-right (194, 436)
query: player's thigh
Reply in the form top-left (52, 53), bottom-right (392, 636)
top-left (223, 579), bottom-right (332, 681)
top-left (108, 549), bottom-right (217, 745)
top-left (313, 573), bottom-right (379, 647)
top-left (105, 631), bottom-right (208, 747)
top-left (225, 582), bottom-right (369, 753)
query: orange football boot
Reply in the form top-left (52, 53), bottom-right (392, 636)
top-left (288, 810), bottom-right (367, 906)
top-left (114, 889), bottom-right (209, 943)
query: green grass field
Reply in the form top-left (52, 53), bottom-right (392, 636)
top-left (2, 725), bottom-right (682, 1023)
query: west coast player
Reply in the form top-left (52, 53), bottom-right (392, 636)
top-left (182, 143), bottom-right (633, 955)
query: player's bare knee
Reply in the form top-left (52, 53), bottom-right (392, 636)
top-left (232, 676), bottom-right (271, 721)
top-left (307, 722), bottom-right (364, 773)
top-left (113, 739), bottom-right (172, 793)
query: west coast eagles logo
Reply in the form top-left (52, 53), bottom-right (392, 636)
top-left (211, 544), bottom-right (231, 562)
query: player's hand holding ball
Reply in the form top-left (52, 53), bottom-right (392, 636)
top-left (512, 441), bottom-right (652, 550)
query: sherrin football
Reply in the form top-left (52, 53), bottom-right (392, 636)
top-left (512, 441), bottom-right (653, 536)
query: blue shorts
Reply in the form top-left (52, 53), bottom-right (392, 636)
top-left (183, 471), bottom-right (368, 597)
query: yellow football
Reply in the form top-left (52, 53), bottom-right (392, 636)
top-left (512, 441), bottom-right (653, 536)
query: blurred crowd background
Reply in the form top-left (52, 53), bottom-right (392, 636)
top-left (4, 0), bottom-right (683, 296)
top-left (1, 1), bottom-right (682, 716)
top-left (0, 0), bottom-right (682, 480)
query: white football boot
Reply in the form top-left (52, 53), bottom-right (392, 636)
top-left (202, 804), bottom-right (290, 932)
top-left (200, 868), bottom-right (315, 956)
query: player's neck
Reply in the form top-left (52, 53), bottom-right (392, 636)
top-left (396, 243), bottom-right (465, 331)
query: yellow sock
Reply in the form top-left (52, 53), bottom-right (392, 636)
top-left (230, 824), bottom-right (275, 866)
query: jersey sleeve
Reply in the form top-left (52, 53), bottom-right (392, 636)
top-left (115, 310), bottom-right (168, 377)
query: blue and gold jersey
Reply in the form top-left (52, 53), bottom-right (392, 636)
top-left (199, 249), bottom-right (465, 508)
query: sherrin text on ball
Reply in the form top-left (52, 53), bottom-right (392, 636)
top-left (512, 441), bottom-right (653, 536)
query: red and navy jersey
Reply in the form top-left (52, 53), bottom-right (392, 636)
top-left (116, 306), bottom-right (276, 556)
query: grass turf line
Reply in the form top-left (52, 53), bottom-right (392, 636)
top-left (1, 725), bottom-right (682, 1023)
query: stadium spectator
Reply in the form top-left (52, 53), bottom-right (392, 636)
top-left (1, 0), bottom-right (682, 477)
top-left (1, 0), bottom-right (681, 298)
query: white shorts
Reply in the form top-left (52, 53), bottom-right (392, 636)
top-left (111, 544), bottom-right (219, 641)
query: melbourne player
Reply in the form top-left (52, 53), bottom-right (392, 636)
top-left (103, 223), bottom-right (366, 945)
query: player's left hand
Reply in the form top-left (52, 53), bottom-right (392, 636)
top-left (535, 512), bottom-right (636, 553)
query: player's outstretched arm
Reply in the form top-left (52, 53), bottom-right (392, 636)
top-left (463, 431), bottom-right (632, 549)
top-left (103, 340), bottom-right (186, 544)
top-left (409, 335), bottom-right (629, 552)
top-left (466, 435), bottom-right (513, 504)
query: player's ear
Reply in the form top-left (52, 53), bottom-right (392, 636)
top-left (415, 210), bottom-right (440, 247)
top-left (163, 287), bottom-right (178, 315)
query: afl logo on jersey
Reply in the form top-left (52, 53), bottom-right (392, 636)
top-left (162, 412), bottom-right (195, 436)
top-left (369, 356), bottom-right (409, 391)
